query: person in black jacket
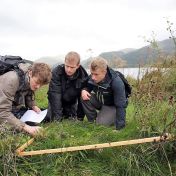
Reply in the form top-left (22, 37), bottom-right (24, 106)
top-left (45, 51), bottom-right (88, 122)
top-left (81, 56), bottom-right (128, 130)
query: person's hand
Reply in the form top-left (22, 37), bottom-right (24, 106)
top-left (32, 106), bottom-right (41, 113)
top-left (23, 124), bottom-right (42, 136)
top-left (81, 90), bottom-right (91, 100)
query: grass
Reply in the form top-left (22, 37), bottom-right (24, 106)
top-left (12, 120), bottom-right (172, 176)
top-left (0, 99), bottom-right (175, 175)
top-left (1, 66), bottom-right (176, 175)
top-left (35, 85), bottom-right (49, 108)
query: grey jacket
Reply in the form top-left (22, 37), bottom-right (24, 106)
top-left (0, 64), bottom-right (35, 131)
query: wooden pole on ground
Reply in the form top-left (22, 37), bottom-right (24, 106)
top-left (16, 138), bottom-right (34, 154)
top-left (16, 134), bottom-right (171, 156)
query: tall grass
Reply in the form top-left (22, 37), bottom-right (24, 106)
top-left (1, 36), bottom-right (176, 174)
top-left (1, 85), bottom-right (176, 175)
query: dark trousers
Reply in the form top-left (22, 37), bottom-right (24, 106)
top-left (44, 101), bottom-right (85, 122)
top-left (62, 102), bottom-right (77, 118)
top-left (63, 101), bottom-right (85, 121)
top-left (81, 93), bottom-right (116, 126)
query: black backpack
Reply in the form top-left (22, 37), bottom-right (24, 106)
top-left (115, 70), bottom-right (132, 98)
top-left (0, 55), bottom-right (32, 90)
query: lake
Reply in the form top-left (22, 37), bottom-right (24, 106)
top-left (87, 67), bottom-right (157, 79)
top-left (115, 67), bottom-right (151, 79)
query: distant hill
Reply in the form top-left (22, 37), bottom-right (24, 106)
top-left (82, 38), bottom-right (176, 68)
top-left (35, 55), bottom-right (64, 66)
top-left (34, 39), bottom-right (176, 68)
top-left (100, 48), bottom-right (135, 59)
top-left (121, 39), bottom-right (176, 67)
top-left (120, 48), bottom-right (136, 54)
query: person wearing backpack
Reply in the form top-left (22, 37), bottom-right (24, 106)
top-left (81, 56), bottom-right (129, 130)
top-left (0, 62), bottom-right (52, 136)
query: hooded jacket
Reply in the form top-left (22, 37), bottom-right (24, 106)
top-left (47, 64), bottom-right (88, 120)
top-left (0, 63), bottom-right (35, 131)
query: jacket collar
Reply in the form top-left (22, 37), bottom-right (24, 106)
top-left (88, 67), bottom-right (115, 89)
top-left (57, 64), bottom-right (87, 80)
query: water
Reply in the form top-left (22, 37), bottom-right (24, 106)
top-left (115, 67), bottom-right (150, 79)
top-left (87, 67), bottom-right (157, 79)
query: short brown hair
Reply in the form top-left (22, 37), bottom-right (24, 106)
top-left (90, 56), bottom-right (108, 71)
top-left (65, 51), bottom-right (80, 65)
top-left (29, 63), bottom-right (52, 85)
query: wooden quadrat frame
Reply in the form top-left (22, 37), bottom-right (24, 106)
top-left (16, 133), bottom-right (172, 157)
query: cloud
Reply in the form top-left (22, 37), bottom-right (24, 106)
top-left (0, 0), bottom-right (176, 60)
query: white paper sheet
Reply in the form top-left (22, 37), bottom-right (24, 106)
top-left (20, 109), bottom-right (47, 123)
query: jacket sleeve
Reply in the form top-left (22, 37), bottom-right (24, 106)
top-left (111, 76), bottom-right (128, 130)
top-left (0, 71), bottom-right (26, 131)
top-left (47, 67), bottom-right (63, 120)
top-left (82, 76), bottom-right (93, 93)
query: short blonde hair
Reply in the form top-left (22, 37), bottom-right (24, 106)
top-left (29, 63), bottom-right (52, 85)
top-left (90, 56), bottom-right (108, 71)
top-left (65, 51), bottom-right (80, 65)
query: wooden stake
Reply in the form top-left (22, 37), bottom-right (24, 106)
top-left (16, 138), bottom-right (34, 154)
top-left (17, 134), bottom-right (171, 156)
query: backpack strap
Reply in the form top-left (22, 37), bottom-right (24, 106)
top-left (115, 70), bottom-right (132, 98)
top-left (14, 67), bottom-right (26, 91)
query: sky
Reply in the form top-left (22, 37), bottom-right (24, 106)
top-left (0, 0), bottom-right (176, 61)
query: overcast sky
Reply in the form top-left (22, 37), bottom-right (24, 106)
top-left (0, 0), bottom-right (176, 61)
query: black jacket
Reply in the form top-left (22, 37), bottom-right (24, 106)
top-left (47, 64), bottom-right (88, 121)
top-left (85, 67), bottom-right (128, 129)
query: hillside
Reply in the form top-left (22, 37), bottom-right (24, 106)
top-left (82, 38), bottom-right (175, 68)
top-left (35, 55), bottom-right (65, 66)
top-left (34, 38), bottom-right (175, 68)
top-left (121, 39), bottom-right (176, 67)
top-left (100, 48), bottom-right (135, 59)
top-left (81, 49), bottom-right (135, 68)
